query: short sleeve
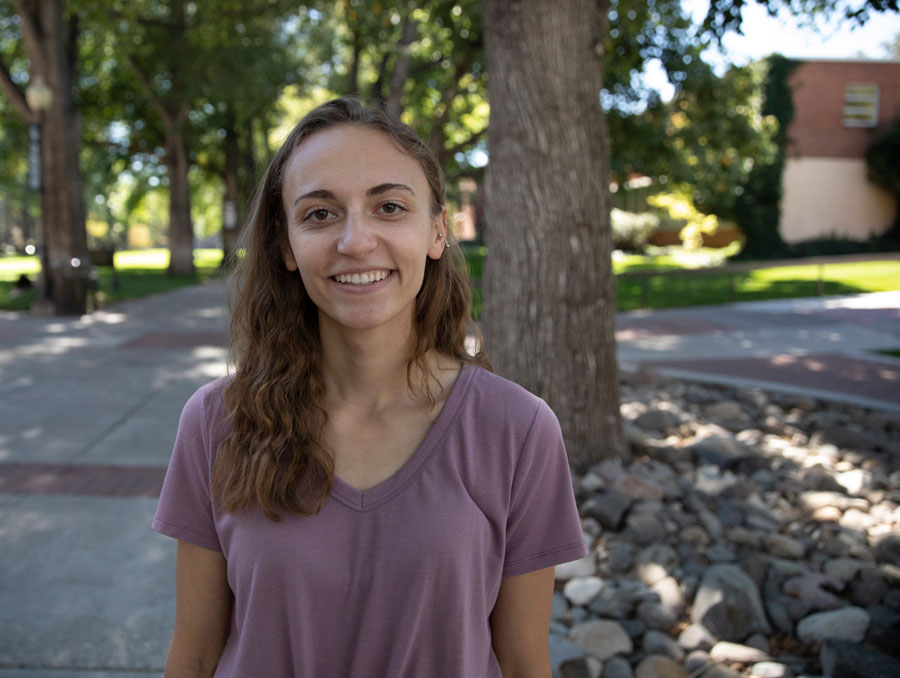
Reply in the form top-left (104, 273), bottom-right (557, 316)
top-left (151, 386), bottom-right (222, 552)
top-left (502, 401), bottom-right (587, 577)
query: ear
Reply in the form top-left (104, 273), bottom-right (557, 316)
top-left (427, 207), bottom-right (448, 260)
top-left (282, 243), bottom-right (298, 271)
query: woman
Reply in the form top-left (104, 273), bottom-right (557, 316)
top-left (153, 97), bottom-right (586, 678)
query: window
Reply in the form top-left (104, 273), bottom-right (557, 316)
top-left (843, 83), bottom-right (879, 127)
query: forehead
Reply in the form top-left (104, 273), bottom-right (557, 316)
top-left (282, 125), bottom-right (428, 199)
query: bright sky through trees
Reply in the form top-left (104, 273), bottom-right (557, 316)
top-left (645, 1), bottom-right (900, 100)
top-left (688, 0), bottom-right (900, 63)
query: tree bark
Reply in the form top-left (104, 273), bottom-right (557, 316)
top-left (385, 15), bottom-right (418, 118)
top-left (347, 24), bottom-right (361, 96)
top-left (483, 0), bottom-right (626, 466)
top-left (164, 116), bottom-right (195, 275)
top-left (221, 107), bottom-right (239, 268)
top-left (15, 0), bottom-right (89, 315)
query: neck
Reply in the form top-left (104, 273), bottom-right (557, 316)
top-left (319, 316), bottom-right (423, 413)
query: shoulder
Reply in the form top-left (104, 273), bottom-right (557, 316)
top-left (178, 375), bottom-right (233, 444)
top-left (461, 366), bottom-right (560, 440)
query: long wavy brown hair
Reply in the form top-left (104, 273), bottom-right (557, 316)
top-left (213, 97), bottom-right (490, 521)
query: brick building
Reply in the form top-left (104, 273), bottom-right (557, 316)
top-left (780, 59), bottom-right (900, 243)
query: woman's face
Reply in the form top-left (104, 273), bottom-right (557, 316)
top-left (281, 125), bottom-right (446, 338)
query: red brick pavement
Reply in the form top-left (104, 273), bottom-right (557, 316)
top-left (0, 463), bottom-right (166, 498)
top-left (643, 353), bottom-right (900, 405)
top-left (616, 314), bottom-right (737, 339)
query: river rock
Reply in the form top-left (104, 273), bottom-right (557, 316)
top-left (552, 592), bottom-right (569, 621)
top-left (709, 641), bottom-right (771, 663)
top-left (823, 557), bottom-right (866, 583)
top-left (569, 620), bottom-right (633, 660)
top-left (589, 586), bottom-right (637, 619)
top-left (550, 636), bottom-right (585, 674)
top-left (601, 656), bottom-right (633, 678)
top-left (873, 533), bottom-right (900, 567)
top-left (617, 473), bottom-right (665, 502)
top-left (678, 623), bottom-right (716, 652)
top-left (637, 600), bottom-right (677, 631)
top-left (748, 662), bottom-right (794, 678)
top-left (782, 572), bottom-right (844, 612)
top-left (582, 491), bottom-right (633, 531)
top-left (565, 577), bottom-right (605, 607)
top-left (690, 435), bottom-right (748, 469)
top-left (642, 629), bottom-right (684, 661)
top-left (819, 638), bottom-right (900, 678)
top-left (796, 606), bottom-right (870, 644)
top-left (651, 576), bottom-right (686, 618)
top-left (557, 554), bottom-right (597, 580)
top-left (634, 409), bottom-right (680, 434)
top-left (634, 656), bottom-right (689, 678)
top-left (635, 545), bottom-right (678, 586)
top-left (692, 564), bottom-right (772, 641)
top-left (764, 533), bottom-right (807, 559)
top-left (559, 657), bottom-right (592, 678)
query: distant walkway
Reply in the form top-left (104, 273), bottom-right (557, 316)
top-left (616, 290), bottom-right (900, 412)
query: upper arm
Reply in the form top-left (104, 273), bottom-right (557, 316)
top-left (165, 540), bottom-right (233, 678)
top-left (490, 566), bottom-right (555, 678)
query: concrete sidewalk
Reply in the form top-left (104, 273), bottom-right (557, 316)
top-left (0, 281), bottom-right (898, 676)
top-left (617, 290), bottom-right (900, 412)
top-left (1, 282), bottom-right (230, 677)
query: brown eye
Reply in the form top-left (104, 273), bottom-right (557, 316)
top-left (378, 202), bottom-right (405, 215)
top-left (305, 208), bottom-right (333, 222)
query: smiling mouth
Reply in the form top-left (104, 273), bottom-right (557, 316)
top-left (332, 270), bottom-right (392, 285)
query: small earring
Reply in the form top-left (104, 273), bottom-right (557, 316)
top-left (438, 233), bottom-right (444, 238)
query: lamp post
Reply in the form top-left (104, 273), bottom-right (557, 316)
top-left (24, 74), bottom-right (53, 315)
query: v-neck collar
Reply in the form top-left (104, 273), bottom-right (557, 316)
top-left (328, 363), bottom-right (478, 512)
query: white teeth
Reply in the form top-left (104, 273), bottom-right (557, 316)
top-left (334, 270), bottom-right (388, 285)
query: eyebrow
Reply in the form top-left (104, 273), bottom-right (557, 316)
top-left (292, 183), bottom-right (416, 207)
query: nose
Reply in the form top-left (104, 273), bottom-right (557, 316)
top-left (336, 212), bottom-right (377, 257)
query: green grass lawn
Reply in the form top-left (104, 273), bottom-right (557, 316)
top-left (0, 248), bottom-right (223, 311)
top-left (2, 247), bottom-right (898, 314)
top-left (615, 259), bottom-right (900, 310)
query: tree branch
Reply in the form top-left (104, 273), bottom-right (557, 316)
top-left (127, 54), bottom-right (174, 125)
top-left (12, 0), bottom-right (47, 76)
top-left (0, 57), bottom-right (35, 122)
top-left (442, 125), bottom-right (487, 161)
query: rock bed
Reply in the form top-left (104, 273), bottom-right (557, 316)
top-left (551, 369), bottom-right (900, 678)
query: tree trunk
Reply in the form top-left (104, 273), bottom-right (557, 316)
top-left (221, 107), bottom-right (239, 268)
top-left (347, 25), bottom-right (361, 96)
top-left (164, 117), bottom-right (195, 275)
top-left (16, 0), bottom-right (89, 315)
top-left (238, 115), bottom-right (258, 214)
top-left (385, 16), bottom-right (418, 118)
top-left (483, 0), bottom-right (626, 467)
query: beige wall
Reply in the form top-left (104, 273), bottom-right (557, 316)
top-left (780, 157), bottom-right (895, 243)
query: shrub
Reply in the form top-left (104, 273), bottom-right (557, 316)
top-left (866, 117), bottom-right (900, 235)
top-left (611, 209), bottom-right (660, 252)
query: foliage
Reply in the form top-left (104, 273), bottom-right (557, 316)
top-left (781, 231), bottom-right (900, 256)
top-left (311, 0), bottom-right (487, 181)
top-left (865, 117), bottom-right (900, 233)
top-left (610, 208), bottom-right (660, 252)
top-left (604, 3), bottom-right (778, 228)
top-left (731, 54), bottom-right (799, 260)
top-left (702, 0), bottom-right (899, 39)
top-left (648, 191), bottom-right (721, 250)
top-left (883, 30), bottom-right (900, 57)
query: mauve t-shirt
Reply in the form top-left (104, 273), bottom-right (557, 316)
top-left (152, 364), bottom-right (587, 677)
